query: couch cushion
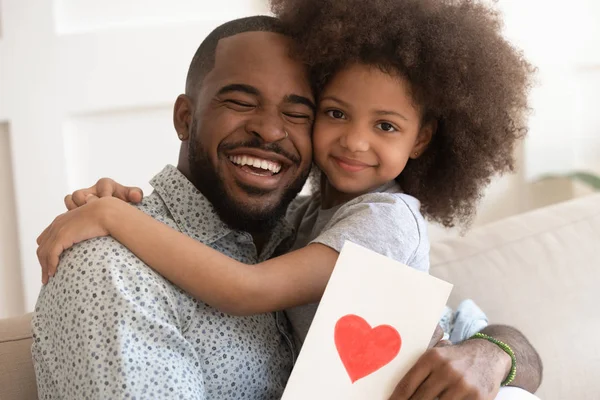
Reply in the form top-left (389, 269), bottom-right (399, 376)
top-left (430, 194), bottom-right (600, 399)
top-left (0, 313), bottom-right (37, 400)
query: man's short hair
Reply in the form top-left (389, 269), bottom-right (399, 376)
top-left (185, 15), bottom-right (285, 96)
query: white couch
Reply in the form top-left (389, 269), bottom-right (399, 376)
top-left (430, 193), bottom-right (600, 399)
top-left (1, 193), bottom-right (599, 399)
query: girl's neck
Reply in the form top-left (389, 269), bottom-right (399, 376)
top-left (319, 173), bottom-right (365, 209)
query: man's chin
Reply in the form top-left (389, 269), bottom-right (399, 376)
top-left (190, 157), bottom-right (307, 233)
top-left (231, 187), bottom-right (285, 211)
top-left (216, 194), bottom-right (285, 233)
top-left (234, 181), bottom-right (280, 197)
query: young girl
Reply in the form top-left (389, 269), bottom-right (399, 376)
top-left (37, 0), bottom-right (532, 348)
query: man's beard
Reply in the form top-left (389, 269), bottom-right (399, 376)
top-left (187, 128), bottom-right (309, 234)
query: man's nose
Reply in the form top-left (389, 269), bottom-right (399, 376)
top-left (340, 125), bottom-right (370, 153)
top-left (245, 108), bottom-right (287, 143)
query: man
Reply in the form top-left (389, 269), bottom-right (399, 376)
top-left (33, 16), bottom-right (542, 399)
top-left (33, 16), bottom-right (312, 399)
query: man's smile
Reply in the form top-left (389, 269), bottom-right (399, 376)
top-left (228, 155), bottom-right (282, 175)
top-left (224, 148), bottom-right (294, 191)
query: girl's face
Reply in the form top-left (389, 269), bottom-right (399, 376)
top-left (313, 63), bottom-right (433, 196)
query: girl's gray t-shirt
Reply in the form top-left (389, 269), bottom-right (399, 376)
top-left (284, 181), bottom-right (430, 345)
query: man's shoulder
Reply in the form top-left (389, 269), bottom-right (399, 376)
top-left (59, 192), bottom-right (175, 266)
top-left (134, 191), bottom-right (170, 220)
top-left (58, 236), bottom-right (136, 267)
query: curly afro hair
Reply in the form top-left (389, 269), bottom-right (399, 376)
top-left (271, 0), bottom-right (535, 227)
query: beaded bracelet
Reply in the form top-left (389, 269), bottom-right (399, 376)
top-left (469, 332), bottom-right (517, 386)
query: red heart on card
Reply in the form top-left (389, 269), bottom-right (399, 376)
top-left (334, 314), bottom-right (402, 383)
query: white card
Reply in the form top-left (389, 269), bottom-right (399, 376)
top-left (282, 241), bottom-right (453, 400)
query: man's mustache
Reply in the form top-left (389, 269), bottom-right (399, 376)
top-left (219, 137), bottom-right (301, 164)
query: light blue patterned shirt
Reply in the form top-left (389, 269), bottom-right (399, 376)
top-left (33, 165), bottom-right (296, 399)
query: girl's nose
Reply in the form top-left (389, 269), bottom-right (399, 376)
top-left (340, 125), bottom-right (370, 153)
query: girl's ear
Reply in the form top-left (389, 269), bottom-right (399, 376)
top-left (410, 120), bottom-right (436, 159)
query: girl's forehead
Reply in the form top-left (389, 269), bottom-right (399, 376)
top-left (321, 64), bottom-right (419, 115)
top-left (326, 64), bottom-right (410, 93)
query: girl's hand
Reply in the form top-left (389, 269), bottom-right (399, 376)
top-left (64, 177), bottom-right (143, 210)
top-left (37, 197), bottom-right (121, 284)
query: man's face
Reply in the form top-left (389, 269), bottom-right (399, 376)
top-left (182, 32), bottom-right (315, 232)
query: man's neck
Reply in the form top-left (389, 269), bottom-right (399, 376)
top-left (176, 163), bottom-right (193, 185)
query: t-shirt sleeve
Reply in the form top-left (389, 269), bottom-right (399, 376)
top-left (310, 192), bottom-right (430, 272)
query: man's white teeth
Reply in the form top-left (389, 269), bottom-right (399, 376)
top-left (228, 155), bottom-right (282, 173)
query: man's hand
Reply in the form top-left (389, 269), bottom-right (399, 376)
top-left (389, 339), bottom-right (511, 400)
top-left (64, 177), bottom-right (143, 210)
top-left (428, 325), bottom-right (446, 349)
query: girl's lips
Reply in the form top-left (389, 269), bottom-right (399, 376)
top-left (332, 156), bottom-right (372, 172)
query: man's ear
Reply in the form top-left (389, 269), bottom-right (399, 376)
top-left (173, 94), bottom-right (193, 141)
top-left (411, 120), bottom-right (436, 159)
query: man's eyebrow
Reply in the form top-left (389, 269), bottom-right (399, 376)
top-left (285, 94), bottom-right (316, 112)
top-left (217, 84), bottom-right (260, 96)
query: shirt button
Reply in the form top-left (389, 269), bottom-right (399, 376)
top-left (235, 234), bottom-right (252, 244)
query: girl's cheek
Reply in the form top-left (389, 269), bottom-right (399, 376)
top-left (311, 121), bottom-right (329, 148)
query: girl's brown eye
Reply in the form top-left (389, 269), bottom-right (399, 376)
top-left (327, 110), bottom-right (345, 119)
top-left (376, 122), bottom-right (397, 132)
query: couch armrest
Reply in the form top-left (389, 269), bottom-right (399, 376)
top-left (0, 313), bottom-right (37, 400)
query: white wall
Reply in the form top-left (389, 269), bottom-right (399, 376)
top-left (499, 0), bottom-right (600, 180)
top-left (0, 122), bottom-right (25, 318)
top-left (0, 0), bottom-right (598, 317)
top-left (573, 69), bottom-right (600, 173)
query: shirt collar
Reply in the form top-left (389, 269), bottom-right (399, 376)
top-left (149, 165), bottom-right (294, 254)
top-left (259, 218), bottom-right (295, 261)
top-left (150, 165), bottom-right (232, 244)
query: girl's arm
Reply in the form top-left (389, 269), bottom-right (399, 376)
top-left (43, 196), bottom-right (338, 315)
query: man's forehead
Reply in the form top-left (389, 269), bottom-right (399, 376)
top-left (205, 31), bottom-right (312, 100)
top-left (215, 31), bottom-right (294, 67)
